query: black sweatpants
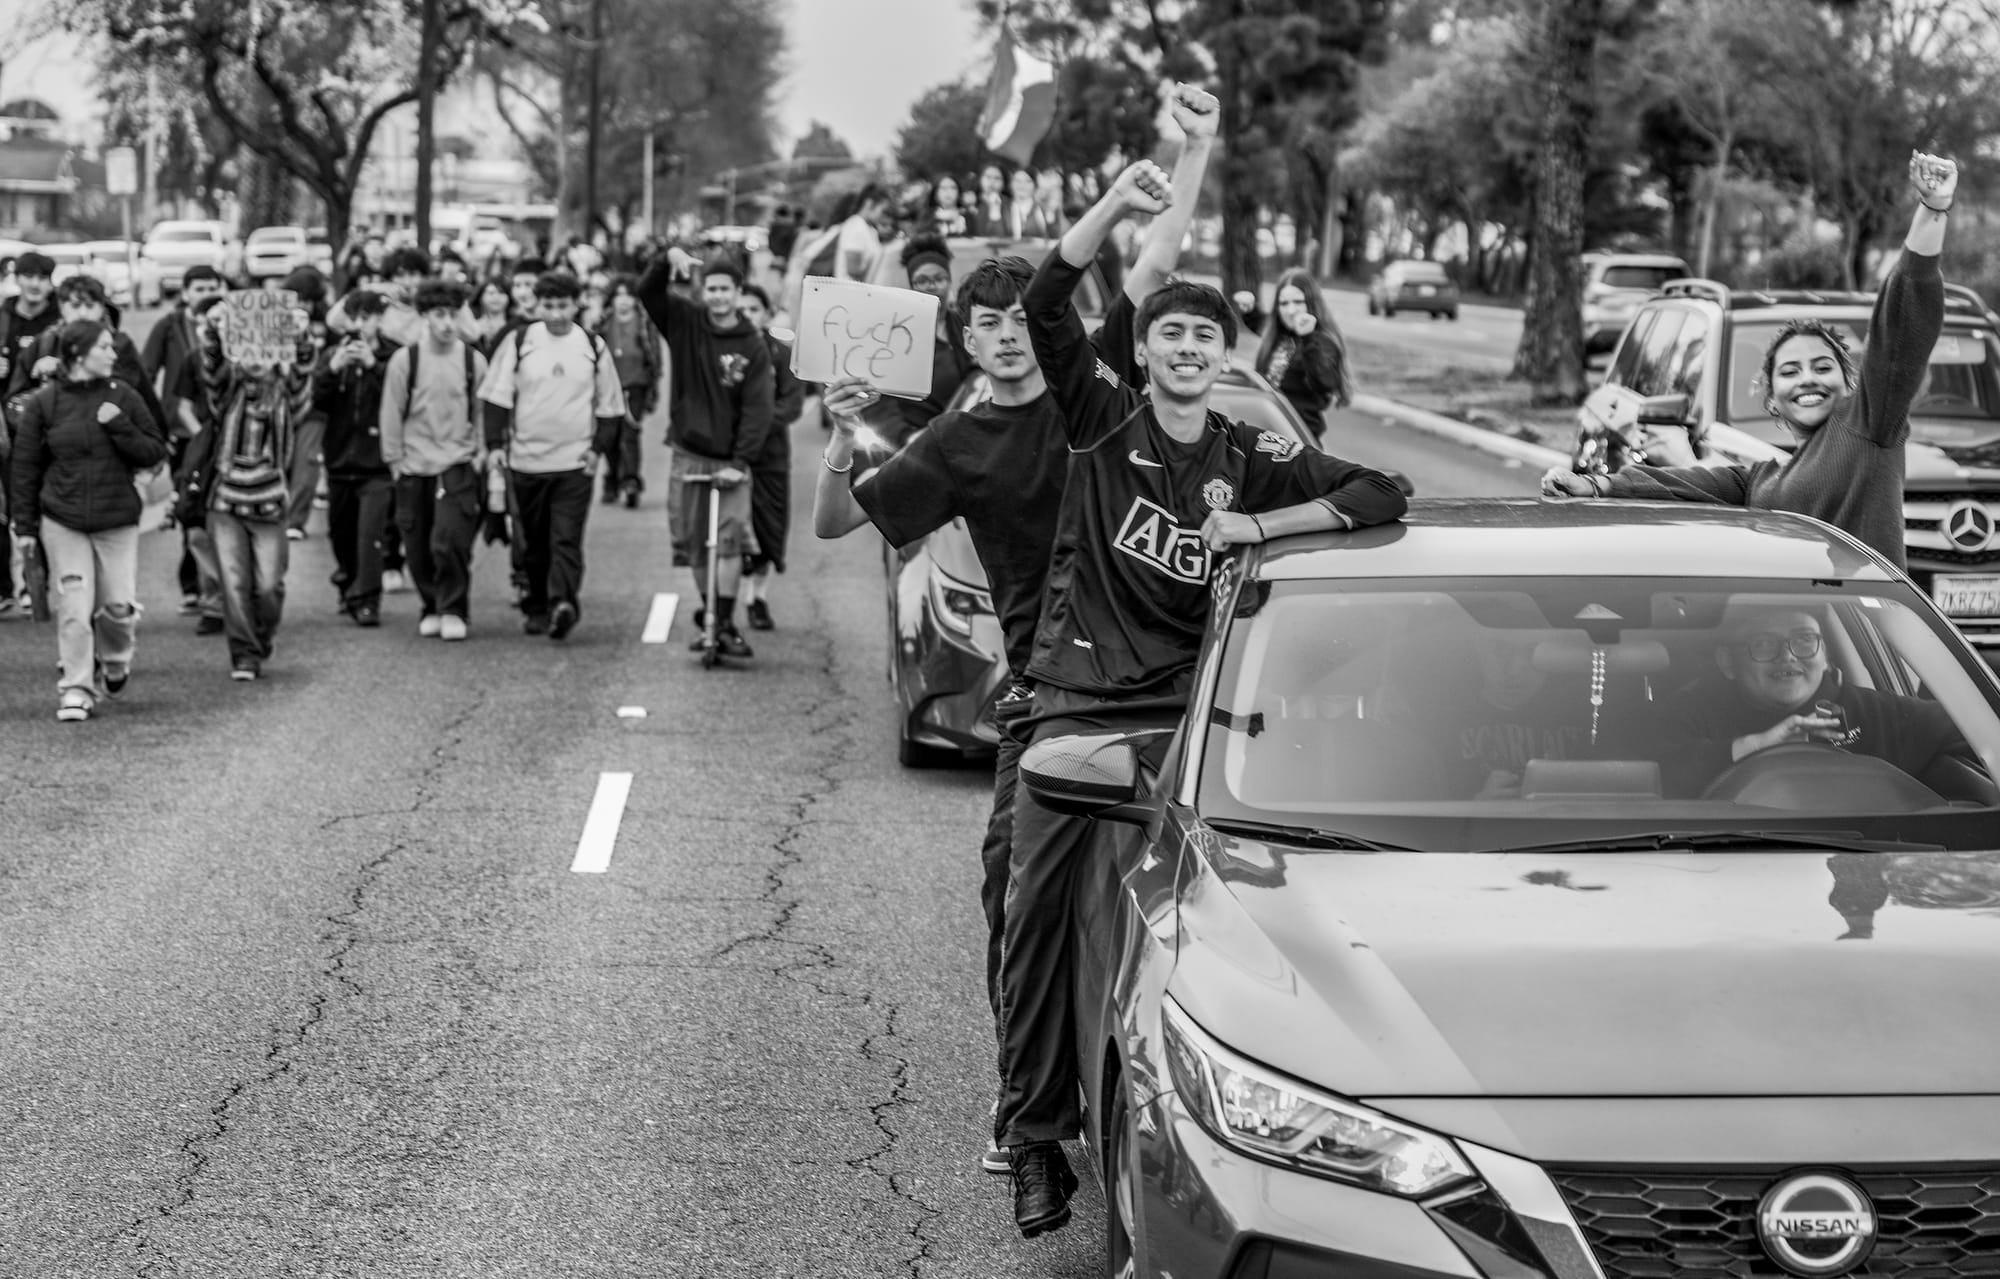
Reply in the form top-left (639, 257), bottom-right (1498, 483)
top-left (510, 467), bottom-right (593, 617)
top-left (394, 463), bottom-right (481, 620)
top-left (327, 471), bottom-right (393, 609)
top-left (994, 680), bottom-right (1184, 1149)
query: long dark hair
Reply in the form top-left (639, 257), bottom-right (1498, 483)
top-left (56, 319), bottom-right (109, 374)
top-left (1255, 268), bottom-right (1343, 379)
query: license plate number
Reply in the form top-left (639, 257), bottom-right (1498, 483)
top-left (1934, 574), bottom-right (2000, 617)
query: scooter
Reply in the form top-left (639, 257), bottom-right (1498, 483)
top-left (687, 474), bottom-right (724, 669)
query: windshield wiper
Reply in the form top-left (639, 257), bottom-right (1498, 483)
top-left (1207, 819), bottom-right (1415, 852)
top-left (1482, 829), bottom-right (1943, 856)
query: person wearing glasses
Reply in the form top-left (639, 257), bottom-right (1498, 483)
top-left (1654, 605), bottom-right (1984, 798)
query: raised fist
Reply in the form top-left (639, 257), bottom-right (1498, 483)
top-left (1169, 83), bottom-right (1220, 140)
top-left (1110, 161), bottom-right (1172, 217)
top-left (1286, 309), bottom-right (1318, 338)
top-left (1910, 150), bottom-right (1958, 210)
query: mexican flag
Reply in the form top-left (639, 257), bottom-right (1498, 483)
top-left (978, 25), bottom-right (1057, 167)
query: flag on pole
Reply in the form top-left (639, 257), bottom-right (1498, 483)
top-left (978, 24), bottom-right (1058, 167)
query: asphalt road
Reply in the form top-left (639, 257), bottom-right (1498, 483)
top-left (0, 317), bottom-right (1533, 1275)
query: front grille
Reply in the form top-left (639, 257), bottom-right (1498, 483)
top-left (1551, 1167), bottom-right (2000, 1278)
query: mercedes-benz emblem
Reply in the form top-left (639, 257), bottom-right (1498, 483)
top-left (1757, 1173), bottom-right (1878, 1277)
top-left (1945, 500), bottom-right (1996, 552)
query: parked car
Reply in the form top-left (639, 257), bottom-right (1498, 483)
top-left (38, 242), bottom-right (90, 287)
top-left (1367, 259), bottom-right (1459, 319)
top-left (1018, 496), bottom-right (2000, 1278)
top-left (305, 227), bottom-right (335, 276)
top-left (143, 220), bottom-right (244, 293)
top-left (80, 240), bottom-right (164, 308)
top-left (1571, 277), bottom-right (2000, 660)
top-left (880, 367), bottom-right (1411, 767)
top-left (244, 226), bottom-right (311, 281)
top-left (1581, 251), bottom-right (1689, 354)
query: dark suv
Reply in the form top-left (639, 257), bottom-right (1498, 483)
top-left (1573, 277), bottom-right (2000, 658)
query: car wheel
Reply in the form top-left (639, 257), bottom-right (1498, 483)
top-left (1105, 1082), bottom-right (1138, 1279)
top-left (1447, 309), bottom-right (1460, 321)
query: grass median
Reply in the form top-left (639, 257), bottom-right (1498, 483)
top-left (1340, 330), bottom-right (1583, 451)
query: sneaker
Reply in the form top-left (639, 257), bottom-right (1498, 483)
top-left (102, 663), bottom-right (130, 698)
top-left (600, 486), bottom-right (620, 505)
top-left (418, 614), bottom-right (443, 638)
top-left (285, 527), bottom-right (305, 542)
top-left (523, 612), bottom-right (551, 636)
top-left (688, 632), bottom-right (715, 653)
top-left (671, 550), bottom-right (690, 568)
top-left (195, 615), bottom-right (225, 636)
top-left (983, 1099), bottom-right (1011, 1174)
top-left (548, 601), bottom-right (578, 640)
top-left (382, 569), bottom-right (411, 594)
top-left (230, 664), bottom-right (259, 682)
top-left (351, 604), bottom-right (381, 628)
top-left (56, 689), bottom-right (92, 722)
top-left (621, 481), bottom-right (641, 509)
top-left (1010, 1142), bottom-right (1078, 1239)
top-left (439, 615), bottom-right (468, 642)
top-left (717, 626), bottom-right (754, 660)
top-left (746, 599), bottom-right (774, 631)
top-left (177, 593), bottom-right (199, 615)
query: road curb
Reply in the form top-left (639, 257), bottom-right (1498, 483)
top-left (1353, 393), bottom-right (1570, 471)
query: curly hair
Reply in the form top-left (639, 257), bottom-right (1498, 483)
top-left (1757, 318), bottom-right (1858, 413)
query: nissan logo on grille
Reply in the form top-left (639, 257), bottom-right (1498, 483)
top-left (1945, 500), bottom-right (1997, 552)
top-left (1758, 1173), bottom-right (1878, 1276)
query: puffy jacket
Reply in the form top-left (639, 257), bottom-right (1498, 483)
top-left (9, 377), bottom-right (169, 534)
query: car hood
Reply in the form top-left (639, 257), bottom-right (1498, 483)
top-left (1173, 844), bottom-right (2000, 1099)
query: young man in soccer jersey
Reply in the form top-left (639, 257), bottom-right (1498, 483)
top-left (991, 158), bottom-right (1409, 1237)
top-left (814, 84), bottom-right (1226, 1191)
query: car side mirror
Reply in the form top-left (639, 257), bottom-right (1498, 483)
top-left (1636, 392), bottom-right (1690, 425)
top-left (1021, 731), bottom-right (1156, 823)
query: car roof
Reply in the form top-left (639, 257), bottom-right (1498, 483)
top-left (1256, 498), bottom-right (1902, 583)
top-left (1656, 279), bottom-right (1997, 326)
top-left (1591, 252), bottom-right (1687, 266)
top-left (248, 226), bottom-right (305, 238)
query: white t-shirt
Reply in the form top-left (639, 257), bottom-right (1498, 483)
top-left (834, 214), bottom-right (881, 281)
top-left (478, 322), bottom-right (627, 473)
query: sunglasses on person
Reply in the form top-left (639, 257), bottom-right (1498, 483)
top-left (1741, 631), bottom-right (1823, 662)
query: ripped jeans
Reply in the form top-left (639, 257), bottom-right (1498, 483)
top-left (38, 518), bottom-right (141, 700)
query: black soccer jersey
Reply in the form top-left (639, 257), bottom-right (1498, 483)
top-left (1023, 251), bottom-right (1407, 697)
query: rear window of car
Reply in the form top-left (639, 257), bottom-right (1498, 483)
top-left (151, 228), bottom-right (217, 244)
top-left (1601, 264), bottom-right (1682, 290)
top-left (248, 228), bottom-right (303, 244)
top-left (1722, 319), bottom-right (2000, 424)
top-left (1395, 262), bottom-right (1450, 282)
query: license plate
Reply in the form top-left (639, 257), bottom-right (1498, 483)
top-left (1417, 285), bottom-right (1434, 295)
top-left (1934, 574), bottom-right (2000, 617)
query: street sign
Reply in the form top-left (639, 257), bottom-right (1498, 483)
top-left (105, 147), bottom-right (138, 197)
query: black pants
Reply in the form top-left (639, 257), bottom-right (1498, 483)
top-left (978, 684), bottom-right (1036, 1026)
top-left (327, 471), bottom-right (393, 609)
top-left (511, 467), bottom-right (593, 617)
top-left (604, 393), bottom-right (646, 494)
top-left (995, 681), bottom-right (1184, 1149)
top-left (394, 464), bottom-right (481, 620)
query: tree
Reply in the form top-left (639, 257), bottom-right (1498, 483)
top-left (893, 81), bottom-right (991, 184)
top-left (1036, 50), bottom-right (1160, 178)
top-left (1510, 0), bottom-right (1604, 404)
top-left (793, 121), bottom-right (853, 163)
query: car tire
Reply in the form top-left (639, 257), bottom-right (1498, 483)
top-left (897, 733), bottom-right (958, 769)
top-left (1104, 1081), bottom-right (1138, 1279)
top-left (1447, 309), bottom-right (1460, 321)
top-left (1383, 305), bottom-right (1395, 319)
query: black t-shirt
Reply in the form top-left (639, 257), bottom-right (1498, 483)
top-left (1023, 252), bottom-right (1408, 697)
top-left (852, 390), bottom-right (1068, 674)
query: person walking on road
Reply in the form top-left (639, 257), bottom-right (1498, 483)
top-left (8, 320), bottom-right (169, 721)
top-left (638, 250), bottom-right (773, 659)
top-left (0, 251), bottom-right (63, 614)
top-left (381, 281), bottom-right (488, 641)
top-left (314, 290), bottom-right (400, 627)
top-left (734, 283), bottom-right (802, 631)
top-left (1253, 267), bottom-right (1353, 444)
top-left (478, 270), bottom-right (627, 640)
top-left (594, 275), bottom-right (662, 508)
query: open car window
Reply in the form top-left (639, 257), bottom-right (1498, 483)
top-left (1198, 576), bottom-right (2000, 851)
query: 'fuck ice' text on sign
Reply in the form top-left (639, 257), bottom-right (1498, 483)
top-left (790, 277), bottom-right (940, 399)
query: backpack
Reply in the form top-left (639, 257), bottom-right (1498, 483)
top-left (405, 340), bottom-right (480, 422)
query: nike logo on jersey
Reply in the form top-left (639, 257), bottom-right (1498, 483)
top-left (1128, 450), bottom-right (1163, 468)
top-left (1114, 497), bottom-right (1210, 585)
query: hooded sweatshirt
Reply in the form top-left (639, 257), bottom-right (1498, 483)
top-left (637, 259), bottom-right (773, 469)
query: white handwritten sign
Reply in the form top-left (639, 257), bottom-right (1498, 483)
top-left (221, 289), bottom-right (308, 368)
top-left (790, 277), bottom-right (940, 399)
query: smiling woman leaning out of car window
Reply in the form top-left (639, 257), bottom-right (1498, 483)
top-left (1542, 149), bottom-right (1958, 574)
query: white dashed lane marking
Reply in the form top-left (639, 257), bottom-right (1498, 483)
top-left (571, 772), bottom-right (634, 874)
top-left (642, 592), bottom-right (679, 644)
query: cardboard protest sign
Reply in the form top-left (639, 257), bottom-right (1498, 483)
top-left (221, 289), bottom-right (308, 367)
top-left (790, 277), bottom-right (940, 400)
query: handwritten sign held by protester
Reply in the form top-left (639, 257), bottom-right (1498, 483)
top-left (790, 277), bottom-right (940, 399)
top-left (221, 289), bottom-right (308, 368)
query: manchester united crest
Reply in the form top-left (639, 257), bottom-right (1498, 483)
top-left (1202, 477), bottom-right (1236, 510)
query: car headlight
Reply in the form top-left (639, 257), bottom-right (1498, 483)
top-left (926, 569), bottom-right (992, 636)
top-left (1162, 998), bottom-right (1475, 1198)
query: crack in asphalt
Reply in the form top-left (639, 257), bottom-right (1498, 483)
top-left (705, 596), bottom-right (943, 1278)
top-left (119, 688), bottom-right (489, 1278)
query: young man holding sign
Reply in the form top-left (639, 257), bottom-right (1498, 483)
top-left (638, 250), bottom-right (774, 660)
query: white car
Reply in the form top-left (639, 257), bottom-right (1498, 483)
top-left (81, 240), bottom-right (165, 308)
top-left (40, 243), bottom-right (90, 286)
top-left (143, 220), bottom-right (245, 293)
top-left (245, 226), bottom-right (311, 281)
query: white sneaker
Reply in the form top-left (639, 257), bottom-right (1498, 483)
top-left (56, 689), bottom-right (92, 722)
top-left (418, 613), bottom-right (443, 638)
top-left (382, 569), bottom-right (411, 594)
top-left (439, 615), bottom-right (467, 642)
top-left (285, 527), bottom-right (305, 542)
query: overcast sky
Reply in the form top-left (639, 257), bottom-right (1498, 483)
top-left (780, 0), bottom-right (988, 158)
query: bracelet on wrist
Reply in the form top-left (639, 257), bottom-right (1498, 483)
top-left (1249, 513), bottom-right (1266, 540)
top-left (822, 451), bottom-right (853, 475)
top-left (1589, 473), bottom-right (1611, 496)
top-left (1923, 199), bottom-right (1953, 214)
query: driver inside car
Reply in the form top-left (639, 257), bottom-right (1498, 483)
top-left (1655, 605), bottom-right (1986, 799)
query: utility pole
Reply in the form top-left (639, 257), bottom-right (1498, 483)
top-left (583, 0), bottom-right (603, 240)
top-left (415, 0), bottom-right (441, 251)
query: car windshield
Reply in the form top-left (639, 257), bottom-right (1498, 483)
top-left (1396, 263), bottom-right (1449, 282)
top-left (1601, 264), bottom-right (1681, 290)
top-left (249, 229), bottom-right (301, 243)
top-left (1197, 576), bottom-right (2000, 851)
top-left (151, 228), bottom-right (215, 244)
top-left (1724, 318), bottom-right (2000, 429)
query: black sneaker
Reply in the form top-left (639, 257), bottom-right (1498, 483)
top-left (523, 612), bottom-right (551, 636)
top-left (717, 626), bottom-right (754, 660)
top-left (671, 550), bottom-right (690, 568)
top-left (102, 664), bottom-right (130, 698)
top-left (600, 486), bottom-right (619, 505)
top-left (351, 604), bottom-right (381, 628)
top-left (746, 599), bottom-right (773, 631)
top-left (621, 481), bottom-right (640, 509)
top-left (548, 601), bottom-right (578, 640)
top-left (195, 615), bottom-right (225, 635)
top-left (1010, 1142), bottom-right (1078, 1239)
